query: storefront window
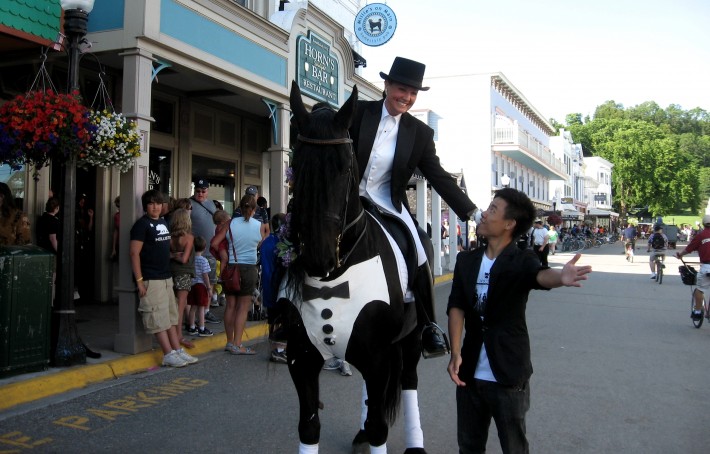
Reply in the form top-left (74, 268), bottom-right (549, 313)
top-left (192, 156), bottom-right (236, 214)
top-left (149, 148), bottom-right (172, 195)
top-left (0, 164), bottom-right (26, 210)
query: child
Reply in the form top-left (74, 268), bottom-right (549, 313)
top-left (169, 208), bottom-right (195, 349)
top-left (211, 209), bottom-right (230, 266)
top-left (187, 236), bottom-right (213, 336)
top-left (261, 213), bottom-right (287, 363)
top-left (130, 190), bottom-right (197, 367)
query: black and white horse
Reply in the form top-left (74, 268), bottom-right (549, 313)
top-left (281, 82), bottom-right (428, 453)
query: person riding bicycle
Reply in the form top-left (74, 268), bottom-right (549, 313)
top-left (647, 225), bottom-right (668, 279)
top-left (675, 215), bottom-right (710, 320)
top-left (622, 223), bottom-right (637, 256)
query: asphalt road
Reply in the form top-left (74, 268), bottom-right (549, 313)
top-left (1, 243), bottom-right (708, 453)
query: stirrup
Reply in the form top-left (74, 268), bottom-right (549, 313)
top-left (420, 322), bottom-right (451, 359)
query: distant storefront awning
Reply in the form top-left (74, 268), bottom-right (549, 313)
top-left (587, 208), bottom-right (619, 217)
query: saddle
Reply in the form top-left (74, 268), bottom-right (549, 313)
top-left (361, 197), bottom-right (418, 289)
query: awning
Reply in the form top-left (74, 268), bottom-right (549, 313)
top-left (562, 209), bottom-right (583, 220)
top-left (587, 208), bottom-right (619, 217)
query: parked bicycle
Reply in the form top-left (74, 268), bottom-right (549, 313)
top-left (679, 258), bottom-right (707, 328)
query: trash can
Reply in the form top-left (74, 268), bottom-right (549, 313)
top-left (0, 245), bottom-right (54, 378)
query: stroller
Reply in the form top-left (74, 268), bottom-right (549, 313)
top-left (247, 259), bottom-right (267, 321)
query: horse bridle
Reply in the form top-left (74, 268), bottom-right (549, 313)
top-left (296, 133), bottom-right (366, 268)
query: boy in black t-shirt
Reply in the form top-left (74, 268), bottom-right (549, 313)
top-left (129, 190), bottom-right (198, 368)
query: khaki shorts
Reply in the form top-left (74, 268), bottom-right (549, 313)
top-left (697, 271), bottom-right (710, 301)
top-left (138, 278), bottom-right (178, 334)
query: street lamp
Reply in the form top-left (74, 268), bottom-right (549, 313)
top-left (54, 0), bottom-right (95, 367)
top-left (501, 173), bottom-right (510, 188)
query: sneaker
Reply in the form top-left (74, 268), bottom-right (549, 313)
top-left (186, 326), bottom-right (198, 335)
top-left (162, 350), bottom-right (187, 368)
top-left (210, 300), bottom-right (220, 307)
top-left (218, 294), bottom-right (226, 306)
top-left (176, 348), bottom-right (198, 364)
top-left (270, 349), bottom-right (288, 364)
top-left (340, 361), bottom-right (353, 376)
top-left (323, 357), bottom-right (341, 370)
top-left (198, 327), bottom-right (214, 337)
top-left (205, 311), bottom-right (221, 324)
top-left (650, 274), bottom-right (657, 279)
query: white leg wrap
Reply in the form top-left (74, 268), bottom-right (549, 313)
top-left (298, 442), bottom-right (318, 454)
top-left (370, 443), bottom-right (387, 454)
top-left (360, 380), bottom-right (368, 430)
top-left (402, 389), bottom-right (424, 448)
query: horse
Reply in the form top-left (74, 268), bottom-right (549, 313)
top-left (280, 81), bottom-right (429, 454)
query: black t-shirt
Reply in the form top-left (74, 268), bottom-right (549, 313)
top-left (36, 212), bottom-right (60, 254)
top-left (129, 215), bottom-right (171, 280)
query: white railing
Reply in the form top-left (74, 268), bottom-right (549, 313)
top-left (493, 124), bottom-right (564, 174)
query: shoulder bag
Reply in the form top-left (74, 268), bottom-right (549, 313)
top-left (221, 226), bottom-right (241, 292)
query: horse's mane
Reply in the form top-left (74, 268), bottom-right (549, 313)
top-left (289, 106), bottom-right (352, 282)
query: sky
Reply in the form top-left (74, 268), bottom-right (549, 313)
top-left (358, 0), bottom-right (710, 123)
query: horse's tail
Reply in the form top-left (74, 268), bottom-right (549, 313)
top-left (383, 343), bottom-right (402, 425)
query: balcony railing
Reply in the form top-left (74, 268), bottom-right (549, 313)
top-left (493, 124), bottom-right (564, 174)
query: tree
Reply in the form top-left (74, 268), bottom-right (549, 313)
top-left (590, 119), bottom-right (699, 217)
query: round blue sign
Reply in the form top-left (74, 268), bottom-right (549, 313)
top-left (354, 3), bottom-right (397, 47)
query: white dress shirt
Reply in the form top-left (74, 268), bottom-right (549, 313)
top-left (359, 108), bottom-right (427, 266)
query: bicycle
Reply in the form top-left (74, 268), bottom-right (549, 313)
top-left (650, 251), bottom-right (665, 284)
top-left (679, 258), bottom-right (706, 329)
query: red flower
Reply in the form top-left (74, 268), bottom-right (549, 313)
top-left (0, 90), bottom-right (93, 178)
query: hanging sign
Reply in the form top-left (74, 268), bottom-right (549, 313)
top-left (354, 3), bottom-right (397, 47)
top-left (296, 31), bottom-right (339, 106)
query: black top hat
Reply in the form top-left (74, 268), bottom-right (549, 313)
top-left (380, 57), bottom-right (430, 91)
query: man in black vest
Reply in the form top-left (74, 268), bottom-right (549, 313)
top-left (447, 188), bottom-right (592, 453)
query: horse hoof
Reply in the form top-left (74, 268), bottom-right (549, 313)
top-left (351, 430), bottom-right (368, 454)
top-left (403, 449), bottom-right (427, 454)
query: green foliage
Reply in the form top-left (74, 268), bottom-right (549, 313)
top-left (565, 102), bottom-right (708, 218)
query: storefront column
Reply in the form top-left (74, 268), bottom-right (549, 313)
top-left (268, 103), bottom-right (291, 215)
top-left (431, 191), bottom-right (442, 276)
top-left (114, 48), bottom-right (153, 354)
top-left (415, 179), bottom-right (427, 230)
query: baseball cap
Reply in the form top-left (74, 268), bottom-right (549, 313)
top-left (703, 214), bottom-right (710, 225)
top-left (245, 185), bottom-right (258, 196)
top-left (194, 178), bottom-right (209, 189)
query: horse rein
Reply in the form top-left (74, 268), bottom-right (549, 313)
top-left (296, 132), bottom-right (365, 269)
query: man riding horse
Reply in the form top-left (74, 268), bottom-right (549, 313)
top-left (350, 56), bottom-right (479, 357)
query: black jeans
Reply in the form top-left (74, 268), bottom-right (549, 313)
top-left (534, 244), bottom-right (549, 267)
top-left (456, 379), bottom-right (530, 454)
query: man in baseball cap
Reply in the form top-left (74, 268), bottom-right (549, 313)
top-left (676, 215), bottom-right (710, 320)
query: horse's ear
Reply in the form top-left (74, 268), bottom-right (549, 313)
top-left (334, 85), bottom-right (357, 130)
top-left (290, 80), bottom-right (310, 132)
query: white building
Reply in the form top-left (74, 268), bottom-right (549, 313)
top-left (412, 72), bottom-right (567, 213)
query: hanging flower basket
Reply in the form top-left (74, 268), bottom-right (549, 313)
top-left (78, 110), bottom-right (141, 173)
top-left (0, 90), bottom-right (92, 176)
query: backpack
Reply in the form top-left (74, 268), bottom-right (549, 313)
top-left (651, 233), bottom-right (665, 250)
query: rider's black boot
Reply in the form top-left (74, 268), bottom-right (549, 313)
top-left (414, 263), bottom-right (450, 358)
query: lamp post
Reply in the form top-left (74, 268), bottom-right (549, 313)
top-left (54, 0), bottom-right (95, 367)
top-left (501, 173), bottom-right (510, 188)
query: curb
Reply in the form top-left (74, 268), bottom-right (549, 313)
top-left (0, 323), bottom-right (269, 412)
top-left (0, 274), bottom-right (454, 413)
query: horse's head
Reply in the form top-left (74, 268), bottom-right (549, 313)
top-left (289, 82), bottom-right (359, 277)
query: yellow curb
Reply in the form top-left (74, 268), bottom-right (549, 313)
top-left (0, 322), bottom-right (269, 412)
top-left (434, 273), bottom-right (453, 285)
